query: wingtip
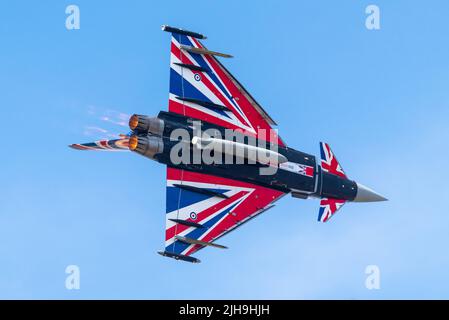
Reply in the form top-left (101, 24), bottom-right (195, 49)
top-left (69, 143), bottom-right (90, 150)
top-left (161, 25), bottom-right (207, 40)
top-left (157, 251), bottom-right (201, 263)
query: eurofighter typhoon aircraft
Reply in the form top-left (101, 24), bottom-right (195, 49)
top-left (70, 26), bottom-right (387, 263)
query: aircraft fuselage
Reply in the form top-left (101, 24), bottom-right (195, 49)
top-left (130, 111), bottom-right (358, 202)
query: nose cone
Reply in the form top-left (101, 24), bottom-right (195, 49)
top-left (353, 183), bottom-right (388, 202)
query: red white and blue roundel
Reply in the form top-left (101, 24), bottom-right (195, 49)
top-left (165, 168), bottom-right (286, 257)
top-left (168, 33), bottom-right (285, 146)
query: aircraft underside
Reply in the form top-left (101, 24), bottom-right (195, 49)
top-left (70, 25), bottom-right (387, 263)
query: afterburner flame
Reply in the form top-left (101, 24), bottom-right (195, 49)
top-left (128, 135), bottom-right (138, 151)
top-left (129, 114), bottom-right (139, 131)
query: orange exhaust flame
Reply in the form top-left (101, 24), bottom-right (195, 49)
top-left (129, 114), bottom-right (139, 131)
top-left (129, 135), bottom-right (138, 151)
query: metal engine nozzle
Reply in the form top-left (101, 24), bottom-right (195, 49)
top-left (128, 135), bottom-right (164, 160)
top-left (129, 114), bottom-right (164, 136)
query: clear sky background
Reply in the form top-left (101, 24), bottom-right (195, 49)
top-left (1, 0), bottom-right (449, 299)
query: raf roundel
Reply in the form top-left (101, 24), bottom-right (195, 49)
top-left (194, 73), bottom-right (202, 82)
top-left (189, 212), bottom-right (198, 220)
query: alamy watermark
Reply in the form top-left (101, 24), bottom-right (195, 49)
top-left (365, 5), bottom-right (381, 30)
top-left (168, 121), bottom-right (282, 176)
top-left (365, 265), bottom-right (381, 290)
top-left (65, 5), bottom-right (80, 30)
top-left (65, 265), bottom-right (80, 290)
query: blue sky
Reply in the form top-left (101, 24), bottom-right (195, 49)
top-left (1, 0), bottom-right (449, 299)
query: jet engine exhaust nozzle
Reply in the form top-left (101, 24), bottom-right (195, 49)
top-left (128, 135), bottom-right (163, 160)
top-left (129, 114), bottom-right (164, 136)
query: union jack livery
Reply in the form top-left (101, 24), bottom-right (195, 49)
top-left (279, 162), bottom-right (314, 178)
top-left (70, 25), bottom-right (387, 263)
top-left (70, 137), bottom-right (129, 151)
top-left (318, 198), bottom-right (346, 223)
top-left (164, 168), bottom-right (285, 261)
top-left (318, 142), bottom-right (347, 222)
top-left (167, 30), bottom-right (284, 146)
top-left (320, 142), bottom-right (347, 178)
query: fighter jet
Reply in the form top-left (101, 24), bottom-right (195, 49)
top-left (70, 26), bottom-right (387, 263)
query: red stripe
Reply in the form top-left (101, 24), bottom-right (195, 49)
top-left (99, 140), bottom-right (110, 149)
top-left (71, 144), bottom-right (92, 150)
top-left (322, 162), bottom-right (346, 178)
top-left (169, 99), bottom-right (260, 140)
top-left (305, 166), bottom-right (314, 177)
top-left (167, 167), bottom-right (271, 189)
top-left (190, 36), bottom-right (204, 49)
